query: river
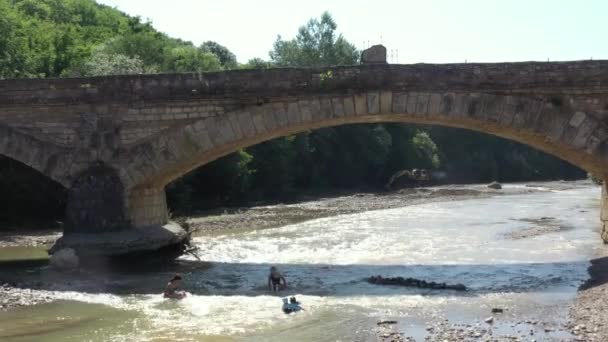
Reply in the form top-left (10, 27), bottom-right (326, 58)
top-left (0, 182), bottom-right (603, 341)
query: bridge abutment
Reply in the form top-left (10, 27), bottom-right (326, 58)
top-left (50, 165), bottom-right (187, 257)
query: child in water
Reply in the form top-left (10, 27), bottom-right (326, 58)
top-left (268, 266), bottom-right (287, 292)
top-left (282, 296), bottom-right (303, 314)
top-left (164, 274), bottom-right (187, 299)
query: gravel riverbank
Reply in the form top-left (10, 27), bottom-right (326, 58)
top-left (567, 251), bottom-right (608, 341)
top-left (186, 182), bottom-right (553, 236)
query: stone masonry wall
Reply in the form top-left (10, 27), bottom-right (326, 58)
top-left (0, 61), bottom-right (607, 152)
top-left (64, 163), bottom-right (130, 234)
top-left (127, 187), bottom-right (168, 227)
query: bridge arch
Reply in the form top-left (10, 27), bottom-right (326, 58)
top-left (114, 91), bottom-right (608, 232)
top-left (0, 124), bottom-right (75, 187)
top-left (123, 91), bottom-right (608, 190)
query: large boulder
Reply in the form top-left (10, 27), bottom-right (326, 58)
top-left (49, 248), bottom-right (79, 270)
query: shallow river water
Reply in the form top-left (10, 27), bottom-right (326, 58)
top-left (0, 183), bottom-right (603, 341)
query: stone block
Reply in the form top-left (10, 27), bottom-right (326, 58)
top-left (380, 91), bottom-right (392, 114)
top-left (343, 96), bottom-right (356, 116)
top-left (262, 105), bottom-right (279, 131)
top-left (428, 93), bottom-right (442, 115)
top-left (602, 183), bottom-right (608, 221)
top-left (499, 96), bottom-right (517, 126)
top-left (406, 92), bottom-right (418, 114)
top-left (540, 110), bottom-right (568, 142)
top-left (331, 98), bottom-right (345, 117)
top-left (295, 100), bottom-right (311, 123)
top-left (251, 107), bottom-right (268, 134)
top-left (227, 112), bottom-right (244, 140)
top-left (308, 98), bottom-right (322, 121)
top-left (452, 93), bottom-right (473, 118)
top-left (319, 98), bottom-right (333, 119)
top-left (572, 117), bottom-right (597, 149)
top-left (482, 94), bottom-right (504, 122)
top-left (569, 111), bottom-right (587, 127)
top-left (367, 92), bottom-right (380, 114)
top-left (361, 45), bottom-right (387, 64)
top-left (273, 102), bottom-right (288, 127)
top-left (415, 92), bottom-right (430, 116)
top-left (392, 92), bottom-right (408, 113)
top-left (463, 93), bottom-right (482, 119)
top-left (585, 126), bottom-right (608, 154)
top-left (207, 116), bottom-right (235, 146)
top-left (351, 94), bottom-right (365, 116)
top-left (287, 102), bottom-right (301, 124)
top-left (523, 99), bottom-right (545, 130)
top-left (237, 111), bottom-right (256, 137)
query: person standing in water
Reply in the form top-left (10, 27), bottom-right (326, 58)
top-left (164, 274), bottom-right (187, 299)
top-left (268, 266), bottom-right (287, 292)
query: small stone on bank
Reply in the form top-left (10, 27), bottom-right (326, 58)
top-left (49, 248), bottom-right (79, 270)
top-left (377, 320), bottom-right (398, 325)
top-left (487, 181), bottom-right (502, 189)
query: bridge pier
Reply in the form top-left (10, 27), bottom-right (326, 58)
top-left (602, 183), bottom-right (608, 243)
top-left (50, 164), bottom-right (187, 257)
top-left (127, 187), bottom-right (169, 227)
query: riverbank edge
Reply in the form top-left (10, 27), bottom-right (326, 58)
top-left (185, 181), bottom-right (572, 236)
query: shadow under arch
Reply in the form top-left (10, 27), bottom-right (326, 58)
top-left (0, 154), bottom-right (66, 226)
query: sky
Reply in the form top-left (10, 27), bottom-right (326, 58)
top-left (96, 0), bottom-right (608, 64)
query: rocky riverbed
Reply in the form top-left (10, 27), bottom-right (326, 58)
top-left (0, 283), bottom-right (54, 311)
top-left (186, 182), bottom-right (558, 235)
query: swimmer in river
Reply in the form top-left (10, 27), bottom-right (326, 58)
top-left (282, 296), bottom-right (303, 314)
top-left (164, 274), bottom-right (187, 299)
top-left (268, 266), bottom-right (287, 292)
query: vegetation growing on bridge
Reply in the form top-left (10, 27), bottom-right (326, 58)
top-left (0, 1), bottom-right (584, 223)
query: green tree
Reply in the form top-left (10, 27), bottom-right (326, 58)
top-left (167, 150), bottom-right (254, 211)
top-left (200, 41), bottom-right (237, 68)
top-left (64, 47), bottom-right (152, 76)
top-left (102, 32), bottom-right (170, 69)
top-left (270, 12), bottom-right (359, 67)
top-left (410, 131), bottom-right (440, 169)
top-left (0, 1), bottom-right (28, 78)
top-left (163, 46), bottom-right (221, 72)
top-left (241, 57), bottom-right (272, 70)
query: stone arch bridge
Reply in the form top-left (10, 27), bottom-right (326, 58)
top-left (1, 60), bottom-right (608, 255)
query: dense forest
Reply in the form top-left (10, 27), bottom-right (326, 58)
top-left (0, 0), bottom-right (584, 224)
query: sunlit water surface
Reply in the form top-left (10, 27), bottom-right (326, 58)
top-left (0, 183), bottom-right (602, 341)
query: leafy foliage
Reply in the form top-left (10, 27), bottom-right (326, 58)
top-left (270, 12), bottom-right (359, 67)
top-left (200, 41), bottom-right (237, 69)
top-left (65, 47), bottom-right (151, 76)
